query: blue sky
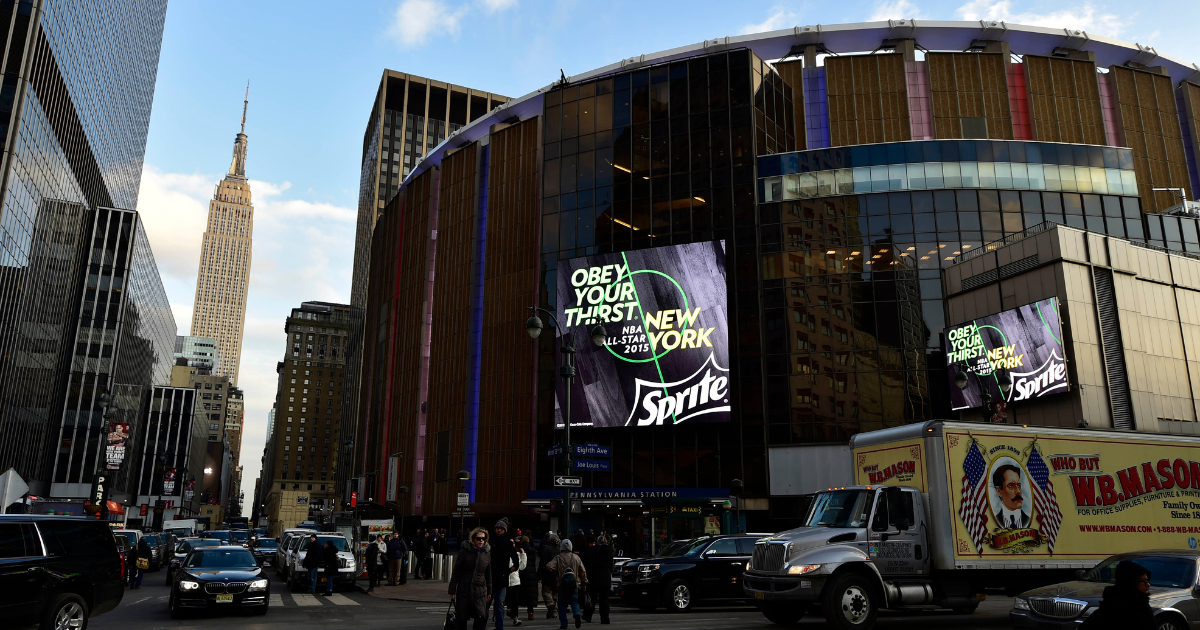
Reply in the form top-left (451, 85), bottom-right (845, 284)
top-left (134, 0), bottom-right (1199, 507)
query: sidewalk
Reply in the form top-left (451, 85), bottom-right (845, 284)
top-left (355, 577), bottom-right (451, 603)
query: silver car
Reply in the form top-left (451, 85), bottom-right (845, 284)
top-left (1010, 550), bottom-right (1200, 630)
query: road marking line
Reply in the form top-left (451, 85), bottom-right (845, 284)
top-left (131, 597), bottom-right (149, 605)
top-left (324, 593), bottom-right (358, 606)
top-left (293, 593), bottom-right (321, 606)
top-left (269, 594), bottom-right (284, 607)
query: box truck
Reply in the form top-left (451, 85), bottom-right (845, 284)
top-left (744, 420), bottom-right (1200, 629)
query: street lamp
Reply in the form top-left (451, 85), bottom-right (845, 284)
top-left (525, 306), bottom-right (607, 538)
top-left (730, 479), bottom-right (743, 534)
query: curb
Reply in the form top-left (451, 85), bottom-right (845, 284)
top-left (354, 580), bottom-right (450, 604)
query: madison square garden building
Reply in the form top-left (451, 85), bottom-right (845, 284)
top-left (351, 21), bottom-right (1200, 545)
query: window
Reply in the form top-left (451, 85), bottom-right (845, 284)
top-left (0, 523), bottom-right (28, 558)
top-left (435, 430), bottom-right (451, 481)
top-left (961, 117), bottom-right (988, 139)
top-left (704, 538), bottom-right (739, 556)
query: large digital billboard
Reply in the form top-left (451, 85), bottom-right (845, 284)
top-left (555, 240), bottom-right (729, 428)
top-left (945, 297), bottom-right (1067, 411)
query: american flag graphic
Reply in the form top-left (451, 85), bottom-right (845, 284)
top-left (958, 439), bottom-right (991, 555)
top-left (1027, 444), bottom-right (1063, 553)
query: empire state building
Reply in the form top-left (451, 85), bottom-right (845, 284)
top-left (191, 91), bottom-right (254, 385)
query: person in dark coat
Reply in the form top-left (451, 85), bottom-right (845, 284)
top-left (321, 540), bottom-right (339, 594)
top-left (131, 536), bottom-right (151, 589)
top-left (301, 534), bottom-right (322, 593)
top-left (583, 535), bottom-right (614, 623)
top-left (449, 528), bottom-right (492, 630)
top-left (518, 535), bottom-right (539, 621)
top-left (1080, 560), bottom-right (1155, 630)
top-left (539, 533), bottom-right (560, 619)
top-left (365, 535), bottom-right (381, 591)
top-left (490, 520), bottom-right (521, 630)
top-left (386, 534), bottom-right (406, 585)
top-left (416, 531), bottom-right (431, 579)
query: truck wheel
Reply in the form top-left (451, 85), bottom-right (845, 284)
top-left (760, 602), bottom-right (805, 625)
top-left (822, 573), bottom-right (878, 629)
top-left (43, 593), bottom-right (89, 630)
top-left (664, 579), bottom-right (694, 613)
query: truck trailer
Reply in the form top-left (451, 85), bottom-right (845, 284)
top-left (744, 420), bottom-right (1200, 628)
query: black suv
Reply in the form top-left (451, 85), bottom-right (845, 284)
top-left (0, 515), bottom-right (125, 629)
top-left (619, 535), bottom-right (760, 613)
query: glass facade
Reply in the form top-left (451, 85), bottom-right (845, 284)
top-left (0, 0), bottom-right (168, 495)
top-left (133, 386), bottom-right (200, 503)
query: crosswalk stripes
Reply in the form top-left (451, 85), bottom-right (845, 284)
top-left (269, 592), bottom-right (362, 607)
top-left (416, 606), bottom-right (449, 616)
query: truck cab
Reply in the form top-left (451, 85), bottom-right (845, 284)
top-left (743, 484), bottom-right (959, 628)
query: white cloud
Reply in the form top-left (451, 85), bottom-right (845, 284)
top-left (870, 0), bottom-right (923, 21)
top-left (136, 166), bottom-right (355, 508)
top-left (482, 0), bottom-right (516, 11)
top-left (956, 0), bottom-right (1126, 37)
top-left (740, 6), bottom-right (800, 35)
top-left (389, 0), bottom-right (468, 47)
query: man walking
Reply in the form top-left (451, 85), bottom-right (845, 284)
top-left (388, 532), bottom-right (407, 585)
top-left (584, 535), bottom-right (614, 623)
top-left (302, 534), bottom-right (322, 593)
top-left (539, 533), bottom-right (560, 619)
top-left (546, 539), bottom-right (587, 630)
top-left (491, 520), bottom-right (521, 630)
top-left (365, 535), bottom-right (381, 592)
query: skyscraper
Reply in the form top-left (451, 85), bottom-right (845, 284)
top-left (0, 0), bottom-right (170, 497)
top-left (191, 89), bottom-right (254, 385)
top-left (341, 71), bottom-right (506, 498)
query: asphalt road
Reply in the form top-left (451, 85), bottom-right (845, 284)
top-left (85, 571), bottom-right (1017, 630)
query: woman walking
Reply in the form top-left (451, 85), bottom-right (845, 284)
top-left (518, 535), bottom-right (539, 621)
top-left (449, 527), bottom-right (492, 630)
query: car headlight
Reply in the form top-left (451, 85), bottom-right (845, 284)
top-left (248, 579), bottom-right (268, 591)
top-left (787, 564), bottom-right (821, 575)
top-left (179, 580), bottom-right (200, 591)
top-left (745, 561), bottom-right (750, 571)
top-left (1013, 597), bottom-right (1030, 611)
top-left (638, 564), bottom-right (660, 572)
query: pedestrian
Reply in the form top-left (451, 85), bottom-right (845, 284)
top-left (584, 535), bottom-right (614, 624)
top-left (416, 530), bottom-right (430, 579)
top-left (131, 536), bottom-right (150, 589)
top-left (517, 535), bottom-right (539, 621)
top-left (365, 535), bottom-right (381, 592)
top-left (1080, 560), bottom-right (1154, 630)
top-left (449, 527), bottom-right (492, 630)
top-left (302, 534), bottom-right (322, 593)
top-left (539, 533), bottom-right (560, 620)
top-left (491, 520), bottom-right (521, 630)
top-left (506, 536), bottom-right (528, 626)
top-left (321, 540), bottom-right (339, 595)
top-left (386, 532), bottom-right (405, 585)
top-left (546, 539), bottom-right (587, 630)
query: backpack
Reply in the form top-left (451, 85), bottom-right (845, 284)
top-left (561, 567), bottom-right (577, 594)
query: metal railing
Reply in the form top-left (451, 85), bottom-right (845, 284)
top-left (953, 220), bottom-right (1065, 264)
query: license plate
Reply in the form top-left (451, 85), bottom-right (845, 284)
top-left (216, 594), bottom-right (233, 603)
top-left (754, 591), bottom-right (765, 600)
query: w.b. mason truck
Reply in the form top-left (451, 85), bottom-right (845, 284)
top-left (743, 420), bottom-right (1200, 629)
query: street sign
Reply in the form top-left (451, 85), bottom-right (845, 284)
top-left (452, 510), bottom-right (475, 517)
top-left (573, 443), bottom-right (610, 457)
top-left (574, 459), bottom-right (610, 472)
top-left (546, 444), bottom-right (563, 458)
top-left (553, 476), bottom-right (582, 488)
top-left (457, 492), bottom-right (469, 507)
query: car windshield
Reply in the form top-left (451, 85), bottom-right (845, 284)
top-left (116, 532), bottom-right (137, 545)
top-left (805, 490), bottom-right (872, 528)
top-left (169, 527), bottom-right (193, 536)
top-left (681, 538), bottom-right (718, 557)
top-left (316, 537), bottom-right (349, 551)
top-left (1083, 556), bottom-right (1198, 588)
top-left (179, 539), bottom-right (220, 553)
top-left (185, 549), bottom-right (257, 569)
top-left (146, 535), bottom-right (159, 544)
top-left (653, 540), bottom-right (691, 557)
top-left (230, 531), bottom-right (249, 542)
top-left (253, 539), bottom-right (278, 549)
top-left (206, 531), bottom-right (232, 542)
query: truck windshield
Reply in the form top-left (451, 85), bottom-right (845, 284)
top-left (805, 490), bottom-right (872, 528)
top-left (1082, 556), bottom-right (1198, 588)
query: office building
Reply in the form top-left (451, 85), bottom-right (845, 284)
top-left (175, 335), bottom-right (221, 372)
top-left (127, 385), bottom-right (202, 528)
top-left (341, 72), bottom-right (508, 499)
top-left (0, 0), bottom-right (169, 498)
top-left (190, 91), bottom-right (254, 385)
top-left (353, 21), bottom-right (1200, 544)
top-left (260, 301), bottom-right (349, 534)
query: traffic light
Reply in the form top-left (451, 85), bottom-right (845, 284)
top-left (549, 499), bottom-right (562, 512)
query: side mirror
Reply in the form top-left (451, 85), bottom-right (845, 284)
top-left (1075, 569), bottom-right (1086, 579)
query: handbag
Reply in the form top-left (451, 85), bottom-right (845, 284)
top-left (136, 558), bottom-right (149, 570)
top-left (443, 600), bottom-right (457, 630)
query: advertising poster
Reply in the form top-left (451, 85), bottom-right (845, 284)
top-left (945, 298), bottom-right (1066, 411)
top-left (183, 479), bottom-right (195, 502)
top-left (853, 438), bottom-right (927, 492)
top-left (163, 467), bottom-right (176, 495)
top-left (105, 423), bottom-right (129, 470)
top-left (945, 429), bottom-right (1200, 559)
top-left (555, 240), bottom-right (729, 428)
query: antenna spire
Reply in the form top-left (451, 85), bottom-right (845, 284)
top-left (240, 82), bottom-right (249, 135)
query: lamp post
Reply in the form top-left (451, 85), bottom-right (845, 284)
top-left (455, 471), bottom-right (470, 540)
top-left (955, 367), bottom-right (1012, 422)
top-left (525, 306), bottom-right (606, 537)
top-left (730, 479), bottom-right (743, 534)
